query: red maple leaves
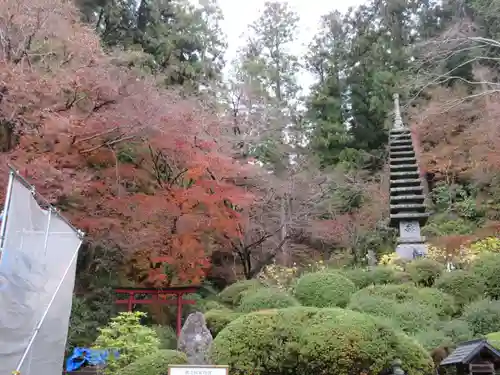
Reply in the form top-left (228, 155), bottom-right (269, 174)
top-left (0, 0), bottom-right (255, 287)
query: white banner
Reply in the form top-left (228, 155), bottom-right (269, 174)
top-left (0, 173), bottom-right (83, 374)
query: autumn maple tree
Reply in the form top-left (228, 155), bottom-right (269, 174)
top-left (0, 0), bottom-right (255, 287)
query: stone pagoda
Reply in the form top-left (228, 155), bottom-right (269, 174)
top-left (389, 94), bottom-right (430, 259)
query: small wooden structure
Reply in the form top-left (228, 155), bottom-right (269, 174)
top-left (439, 339), bottom-right (500, 375)
top-left (113, 285), bottom-right (200, 336)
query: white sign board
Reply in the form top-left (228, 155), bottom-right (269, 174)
top-left (168, 365), bottom-right (229, 375)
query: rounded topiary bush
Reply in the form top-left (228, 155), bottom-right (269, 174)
top-left (462, 298), bottom-right (500, 336)
top-left (237, 288), bottom-right (299, 313)
top-left (343, 266), bottom-right (407, 289)
top-left (414, 330), bottom-right (452, 351)
top-left (210, 307), bottom-right (433, 375)
top-left (406, 258), bottom-right (444, 287)
top-left (204, 309), bottom-right (243, 338)
top-left (117, 349), bottom-right (187, 375)
top-left (218, 279), bottom-right (264, 307)
top-left (470, 253), bottom-right (500, 299)
top-left (435, 270), bottom-right (484, 307)
top-left (434, 319), bottom-right (473, 344)
top-left (348, 295), bottom-right (438, 334)
top-left (293, 271), bottom-right (356, 308)
top-left (350, 283), bottom-right (457, 318)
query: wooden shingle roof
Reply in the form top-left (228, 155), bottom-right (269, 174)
top-left (440, 339), bottom-right (500, 366)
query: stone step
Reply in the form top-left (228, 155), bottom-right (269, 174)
top-left (390, 203), bottom-right (427, 212)
top-left (390, 150), bottom-right (415, 157)
top-left (390, 133), bottom-right (412, 140)
top-left (390, 171), bottom-right (420, 177)
top-left (390, 194), bottom-right (426, 203)
top-left (391, 185), bottom-right (423, 194)
top-left (390, 212), bottom-right (430, 220)
top-left (390, 157), bottom-right (417, 164)
top-left (390, 163), bottom-right (419, 171)
top-left (390, 139), bottom-right (413, 145)
top-left (390, 128), bottom-right (411, 134)
top-left (390, 178), bottom-right (422, 186)
top-left (390, 144), bottom-right (414, 151)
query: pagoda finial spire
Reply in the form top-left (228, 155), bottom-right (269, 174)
top-left (393, 93), bottom-right (404, 130)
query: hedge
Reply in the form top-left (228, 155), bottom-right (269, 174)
top-left (218, 279), bottom-right (264, 307)
top-left (210, 307), bottom-right (433, 375)
top-left (435, 270), bottom-right (484, 308)
top-left (117, 349), bottom-right (188, 375)
top-left (237, 288), bottom-right (299, 313)
top-left (293, 271), bottom-right (356, 308)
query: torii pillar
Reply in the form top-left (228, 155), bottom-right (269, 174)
top-left (389, 94), bottom-right (430, 259)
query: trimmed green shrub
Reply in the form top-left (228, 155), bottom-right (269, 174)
top-left (350, 283), bottom-right (457, 318)
top-left (406, 258), bottom-right (444, 287)
top-left (435, 270), bottom-right (484, 307)
top-left (414, 330), bottom-right (452, 351)
top-left (204, 309), bottom-right (243, 337)
top-left (218, 279), bottom-right (264, 307)
top-left (238, 288), bottom-right (299, 313)
top-left (341, 268), bottom-right (373, 288)
top-left (117, 349), bottom-right (188, 375)
top-left (434, 319), bottom-right (473, 344)
top-left (342, 266), bottom-right (408, 288)
top-left (462, 298), bottom-right (500, 336)
top-left (293, 271), bottom-right (356, 308)
top-left (471, 253), bottom-right (500, 299)
top-left (348, 295), bottom-right (438, 334)
top-left (210, 307), bottom-right (433, 375)
top-left (392, 302), bottom-right (440, 334)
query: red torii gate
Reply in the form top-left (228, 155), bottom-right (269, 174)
top-left (113, 285), bottom-right (200, 336)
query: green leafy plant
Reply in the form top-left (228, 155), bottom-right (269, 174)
top-left (218, 279), bottom-right (264, 307)
top-left (210, 307), bottom-right (433, 375)
top-left (435, 270), bottom-right (485, 308)
top-left (237, 288), bottom-right (299, 313)
top-left (117, 349), bottom-right (188, 375)
top-left (93, 311), bottom-right (160, 374)
top-left (293, 271), bottom-right (356, 308)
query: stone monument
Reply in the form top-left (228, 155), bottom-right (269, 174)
top-left (177, 312), bottom-right (213, 365)
top-left (389, 94), bottom-right (430, 260)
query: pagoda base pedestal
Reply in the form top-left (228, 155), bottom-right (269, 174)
top-left (395, 242), bottom-right (427, 260)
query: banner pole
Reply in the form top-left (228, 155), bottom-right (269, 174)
top-left (0, 170), bottom-right (15, 252)
top-left (14, 238), bottom-right (83, 372)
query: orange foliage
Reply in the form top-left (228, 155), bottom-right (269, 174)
top-left (411, 86), bottom-right (500, 184)
top-left (0, 0), bottom-right (255, 286)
